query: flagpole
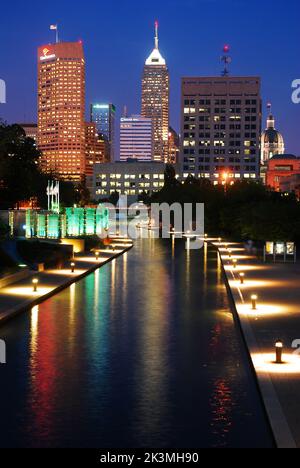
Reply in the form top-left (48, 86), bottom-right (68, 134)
top-left (56, 25), bottom-right (59, 44)
top-left (47, 181), bottom-right (50, 211)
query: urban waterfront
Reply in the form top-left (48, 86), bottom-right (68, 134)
top-left (0, 239), bottom-right (273, 448)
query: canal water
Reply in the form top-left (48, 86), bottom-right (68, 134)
top-left (0, 238), bottom-right (274, 448)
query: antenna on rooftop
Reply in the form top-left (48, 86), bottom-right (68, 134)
top-left (221, 44), bottom-right (232, 76)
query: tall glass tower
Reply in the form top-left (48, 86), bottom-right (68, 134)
top-left (142, 22), bottom-right (169, 162)
top-left (90, 103), bottom-right (116, 162)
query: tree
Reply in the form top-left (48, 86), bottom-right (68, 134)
top-left (0, 122), bottom-right (47, 208)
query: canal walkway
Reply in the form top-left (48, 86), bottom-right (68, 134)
top-left (0, 237), bottom-right (133, 325)
top-left (214, 240), bottom-right (300, 448)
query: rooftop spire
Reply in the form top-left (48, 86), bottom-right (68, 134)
top-left (155, 20), bottom-right (159, 49)
top-left (267, 103), bottom-right (275, 129)
top-left (145, 21), bottom-right (166, 66)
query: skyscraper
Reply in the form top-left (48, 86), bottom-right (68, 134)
top-left (120, 115), bottom-right (153, 162)
top-left (180, 76), bottom-right (262, 183)
top-left (261, 104), bottom-right (285, 163)
top-left (37, 41), bottom-right (85, 181)
top-left (90, 103), bottom-right (116, 162)
top-left (85, 122), bottom-right (106, 177)
top-left (168, 127), bottom-right (180, 164)
top-left (142, 22), bottom-right (169, 163)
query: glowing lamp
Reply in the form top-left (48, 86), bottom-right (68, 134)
top-left (228, 249), bottom-right (232, 258)
top-left (251, 295), bottom-right (258, 310)
top-left (218, 237), bottom-right (222, 244)
top-left (95, 251), bottom-right (100, 261)
top-left (232, 259), bottom-right (237, 269)
top-left (239, 273), bottom-right (245, 284)
top-left (71, 262), bottom-right (75, 273)
top-left (32, 278), bottom-right (39, 293)
top-left (275, 340), bottom-right (284, 364)
top-left (204, 233), bottom-right (208, 238)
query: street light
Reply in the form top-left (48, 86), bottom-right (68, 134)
top-left (275, 340), bottom-right (284, 364)
top-left (228, 249), bottom-right (232, 258)
top-left (71, 262), bottom-right (75, 273)
top-left (232, 259), bottom-right (237, 269)
top-left (32, 278), bottom-right (39, 293)
top-left (218, 237), bottom-right (222, 244)
top-left (251, 295), bottom-right (258, 310)
top-left (95, 251), bottom-right (100, 261)
top-left (239, 273), bottom-right (245, 285)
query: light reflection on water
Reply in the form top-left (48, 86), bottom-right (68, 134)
top-left (0, 238), bottom-right (273, 448)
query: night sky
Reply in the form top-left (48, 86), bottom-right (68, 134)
top-left (0, 0), bottom-right (299, 154)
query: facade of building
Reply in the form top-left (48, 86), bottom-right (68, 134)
top-left (120, 115), bottom-right (153, 162)
top-left (168, 127), bottom-right (180, 164)
top-left (180, 76), bottom-right (262, 183)
top-left (90, 103), bottom-right (115, 162)
top-left (37, 42), bottom-right (86, 181)
top-left (261, 104), bottom-right (285, 163)
top-left (85, 122), bottom-right (106, 177)
top-left (141, 22), bottom-right (169, 163)
top-left (19, 123), bottom-right (38, 142)
top-left (266, 154), bottom-right (300, 192)
top-left (280, 174), bottom-right (300, 199)
top-left (93, 161), bottom-right (170, 200)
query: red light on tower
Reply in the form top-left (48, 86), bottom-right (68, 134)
top-left (223, 44), bottom-right (230, 53)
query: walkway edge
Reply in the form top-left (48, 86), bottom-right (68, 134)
top-left (216, 246), bottom-right (297, 449)
top-left (0, 245), bottom-right (133, 326)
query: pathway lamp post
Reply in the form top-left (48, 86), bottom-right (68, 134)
top-left (251, 295), bottom-right (258, 311)
top-left (32, 279), bottom-right (39, 293)
top-left (275, 340), bottom-right (284, 364)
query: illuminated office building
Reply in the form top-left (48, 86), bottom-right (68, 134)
top-left (90, 103), bottom-right (116, 162)
top-left (85, 122), bottom-right (106, 177)
top-left (180, 76), bottom-right (262, 183)
top-left (37, 41), bottom-right (86, 181)
top-left (142, 22), bottom-right (169, 163)
top-left (120, 115), bottom-right (153, 162)
top-left (19, 123), bottom-right (38, 142)
top-left (168, 127), bottom-right (180, 164)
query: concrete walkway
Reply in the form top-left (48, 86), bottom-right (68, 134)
top-left (214, 240), bottom-right (300, 448)
top-left (0, 237), bottom-right (133, 324)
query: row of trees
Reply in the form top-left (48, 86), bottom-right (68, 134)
top-left (1, 122), bottom-right (299, 242)
top-left (0, 122), bottom-right (90, 209)
top-left (149, 165), bottom-right (300, 242)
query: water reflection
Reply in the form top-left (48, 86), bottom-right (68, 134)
top-left (0, 238), bottom-right (273, 448)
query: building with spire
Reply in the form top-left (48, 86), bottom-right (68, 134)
top-left (261, 104), bottom-right (285, 163)
top-left (142, 22), bottom-right (169, 163)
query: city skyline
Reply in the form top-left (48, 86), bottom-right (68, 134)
top-left (0, 0), bottom-right (299, 156)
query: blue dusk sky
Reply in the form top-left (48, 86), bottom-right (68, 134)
top-left (0, 0), bottom-right (299, 154)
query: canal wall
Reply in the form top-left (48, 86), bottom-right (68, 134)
top-left (0, 241), bottom-right (133, 326)
top-left (214, 242), bottom-right (297, 449)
